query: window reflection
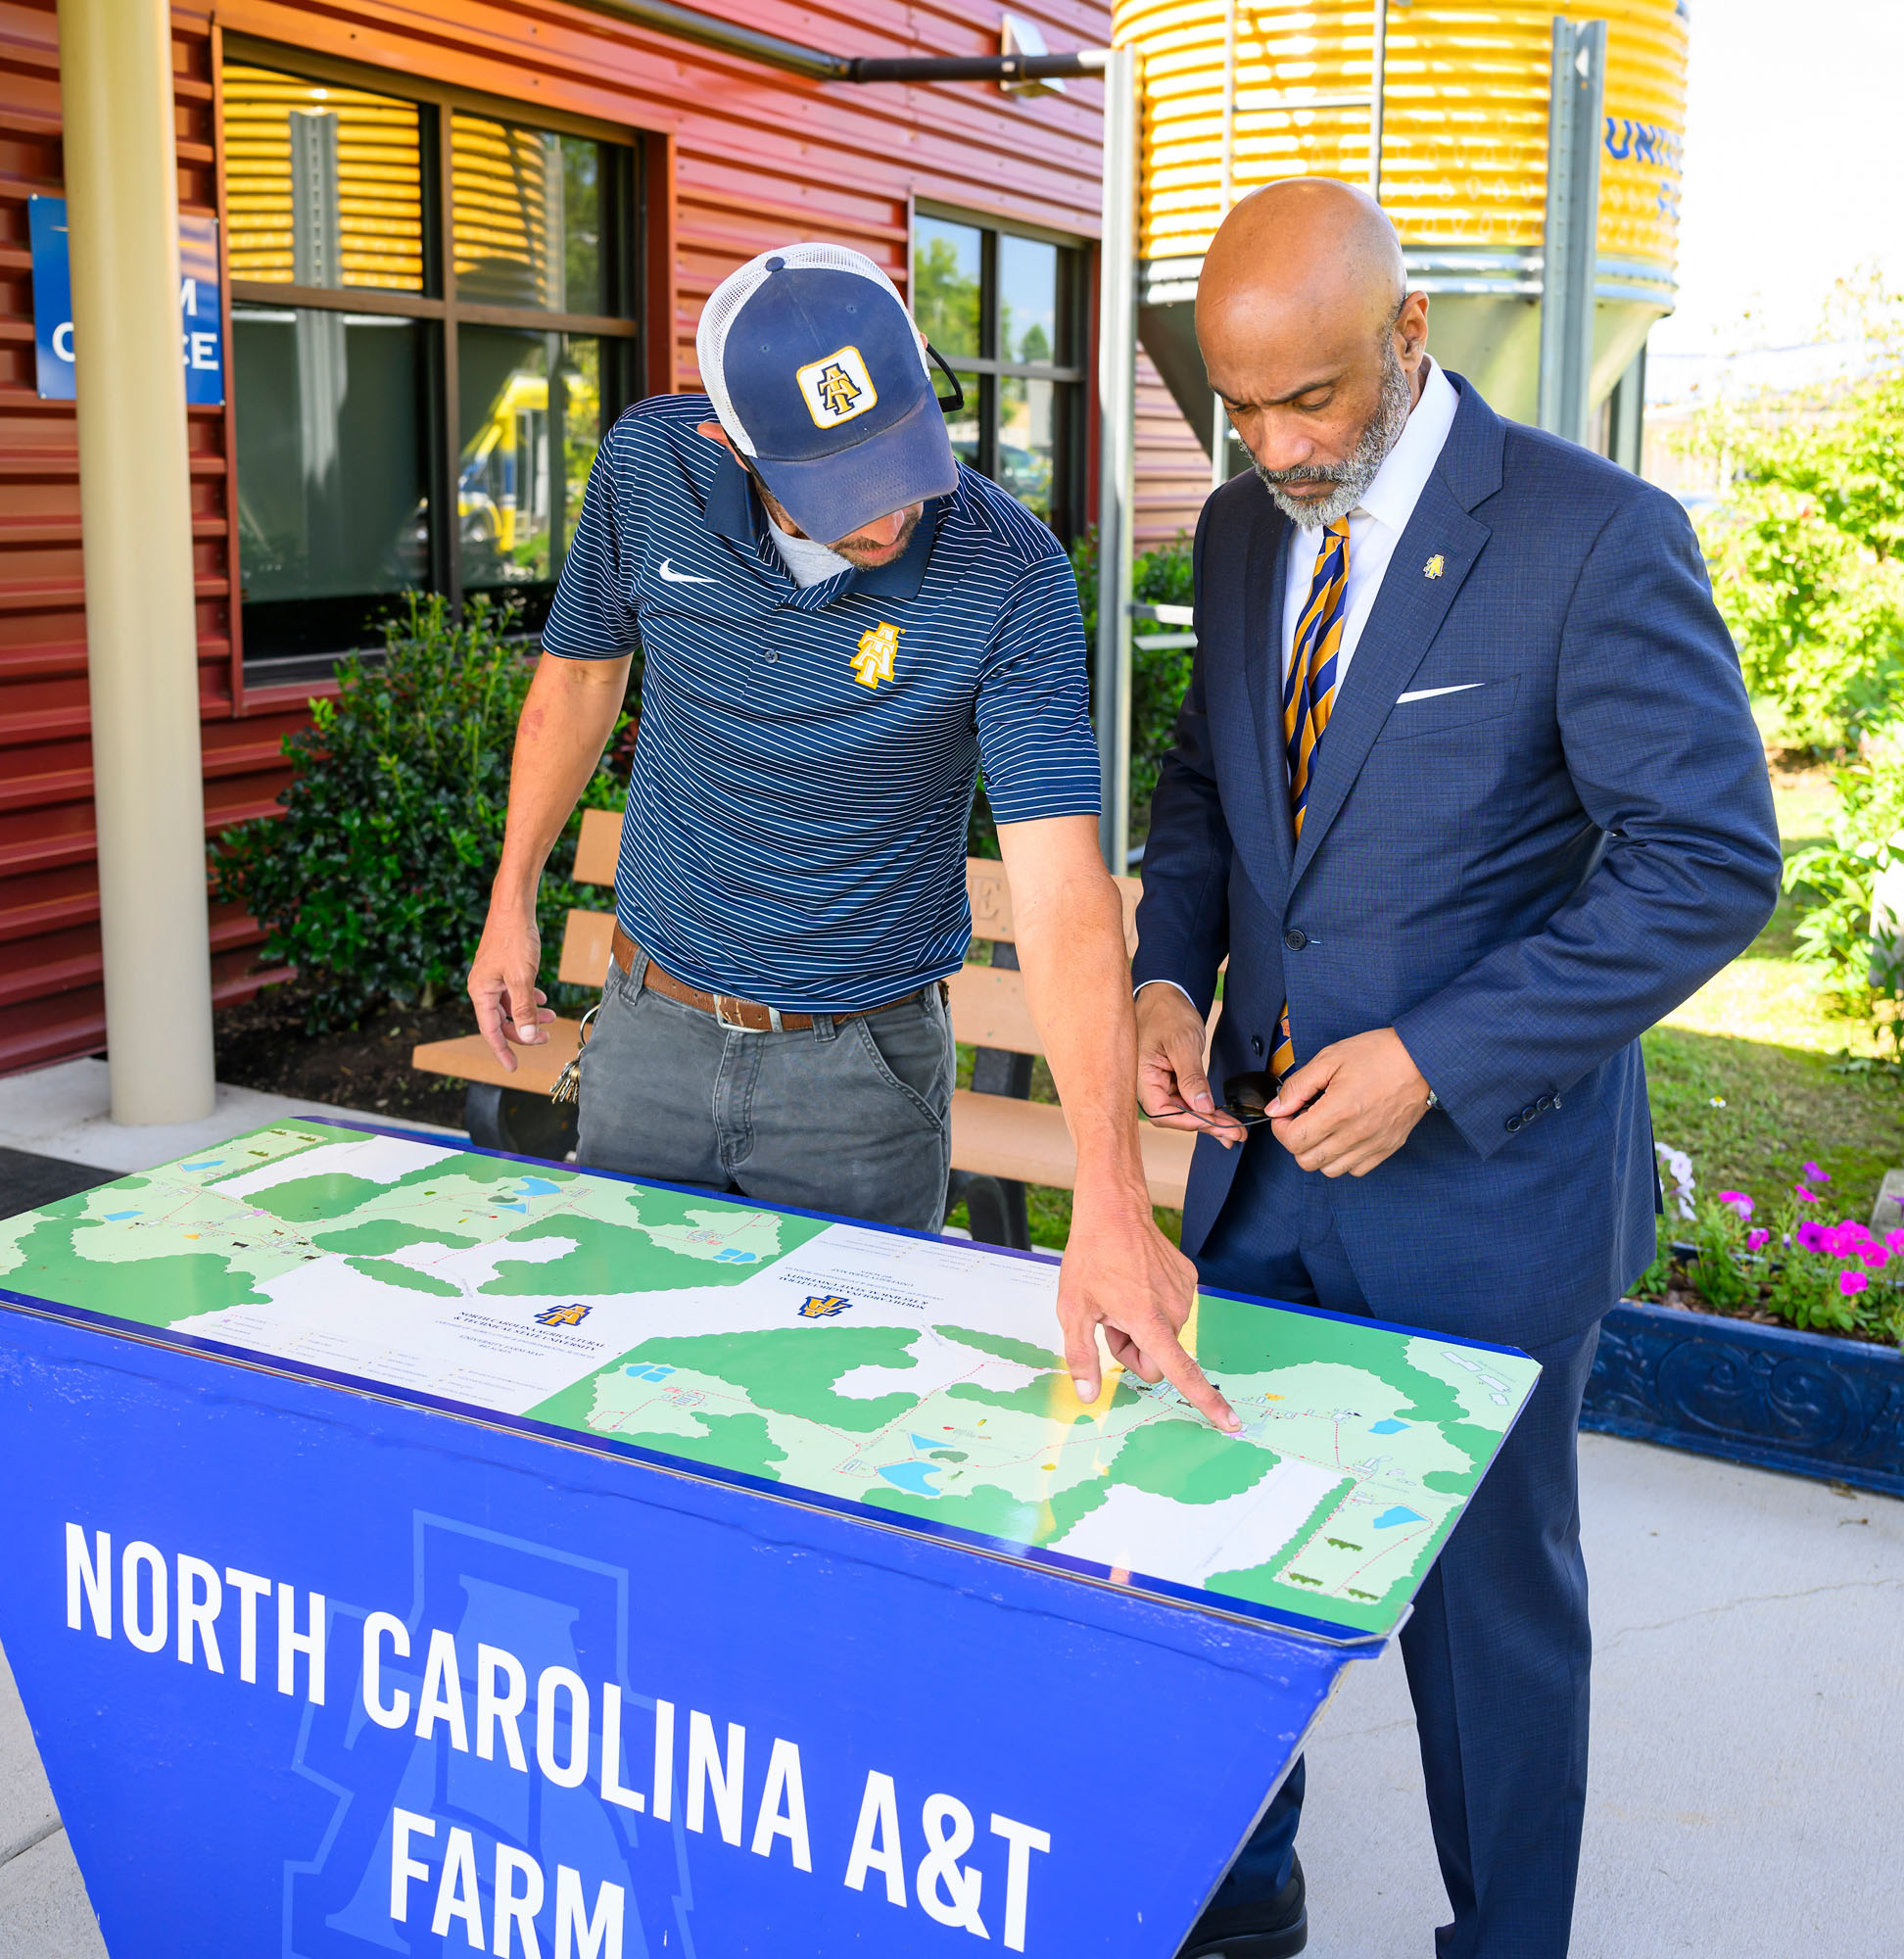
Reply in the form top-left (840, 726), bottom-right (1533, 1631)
top-left (232, 305), bottom-right (427, 658)
top-left (458, 328), bottom-right (602, 595)
top-left (998, 375), bottom-right (1055, 521)
top-left (914, 216), bottom-right (982, 358)
top-left (222, 66), bottom-right (425, 293)
top-left (945, 370), bottom-right (982, 473)
top-left (998, 235), bottom-right (1058, 364)
top-left (452, 116), bottom-right (603, 313)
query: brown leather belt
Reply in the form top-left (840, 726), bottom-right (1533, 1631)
top-left (611, 926), bottom-right (941, 1033)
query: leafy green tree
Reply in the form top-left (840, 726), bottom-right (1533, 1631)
top-left (1690, 279), bottom-right (1904, 748)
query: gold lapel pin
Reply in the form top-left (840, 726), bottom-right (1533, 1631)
top-left (1423, 553), bottom-right (1446, 580)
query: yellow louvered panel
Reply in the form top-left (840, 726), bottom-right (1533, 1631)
top-left (220, 63), bottom-right (425, 293)
top-left (452, 114), bottom-right (560, 310)
top-left (1114, 1), bottom-right (1687, 277)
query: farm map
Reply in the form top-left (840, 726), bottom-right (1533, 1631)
top-left (0, 1123), bottom-right (1540, 1638)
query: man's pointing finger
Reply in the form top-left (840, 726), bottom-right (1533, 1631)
top-left (1150, 1320), bottom-right (1240, 1433)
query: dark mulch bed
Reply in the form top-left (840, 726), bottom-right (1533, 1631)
top-left (214, 979), bottom-right (475, 1130)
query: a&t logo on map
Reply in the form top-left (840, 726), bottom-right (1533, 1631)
top-left (535, 1303), bottom-right (592, 1327)
top-left (797, 1295), bottom-right (854, 1318)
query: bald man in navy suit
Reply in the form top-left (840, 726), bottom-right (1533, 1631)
top-left (1130, 181), bottom-right (1780, 1958)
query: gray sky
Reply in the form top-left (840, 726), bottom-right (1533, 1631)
top-left (1650, 0), bottom-right (1904, 377)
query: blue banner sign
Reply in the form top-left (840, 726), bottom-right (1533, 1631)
top-left (0, 1306), bottom-right (1349, 1956)
top-left (0, 1123), bottom-right (1535, 1955)
top-left (28, 194), bottom-right (224, 406)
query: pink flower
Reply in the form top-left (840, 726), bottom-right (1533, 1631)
top-left (1794, 1219), bottom-right (1830, 1254)
top-left (1861, 1244), bottom-right (1890, 1270)
top-left (1745, 1228), bottom-right (1771, 1251)
top-left (1888, 1229), bottom-right (1904, 1254)
top-left (1804, 1162), bottom-right (1831, 1183)
top-left (1717, 1190), bottom-right (1754, 1218)
top-left (1839, 1270), bottom-right (1870, 1297)
top-left (1827, 1221), bottom-right (1869, 1258)
top-left (1794, 1184), bottom-right (1821, 1203)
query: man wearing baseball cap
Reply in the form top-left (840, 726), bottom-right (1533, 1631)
top-left (466, 243), bottom-right (1234, 1431)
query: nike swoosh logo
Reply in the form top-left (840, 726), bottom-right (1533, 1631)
top-left (657, 559), bottom-right (715, 584)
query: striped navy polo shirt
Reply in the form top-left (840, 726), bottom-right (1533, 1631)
top-left (542, 393), bottom-right (1101, 1012)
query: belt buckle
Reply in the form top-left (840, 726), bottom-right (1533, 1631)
top-left (714, 993), bottom-right (783, 1033)
top-left (713, 993), bottom-right (755, 1032)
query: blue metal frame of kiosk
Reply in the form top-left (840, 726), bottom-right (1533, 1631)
top-left (0, 1126), bottom-right (1509, 1958)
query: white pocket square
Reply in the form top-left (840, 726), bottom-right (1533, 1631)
top-left (1396, 683), bottom-right (1485, 704)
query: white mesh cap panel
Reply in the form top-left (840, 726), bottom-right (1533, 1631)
top-left (696, 242), bottom-right (931, 456)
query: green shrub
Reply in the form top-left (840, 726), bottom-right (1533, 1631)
top-left (210, 594), bottom-right (630, 1031)
top-left (1784, 722), bottom-right (1904, 1058)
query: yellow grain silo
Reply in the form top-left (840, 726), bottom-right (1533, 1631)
top-left (1116, 0), bottom-right (1688, 441)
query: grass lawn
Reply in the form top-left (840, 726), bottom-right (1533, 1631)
top-left (1644, 757), bottom-right (1902, 1224)
top-left (948, 756), bottom-right (1904, 1252)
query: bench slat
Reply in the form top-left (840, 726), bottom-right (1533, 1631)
top-left (412, 1025), bottom-right (580, 1098)
top-left (569, 810), bottom-right (1142, 951)
top-left (409, 1031), bottom-right (1194, 1209)
top-left (951, 1090), bottom-right (1193, 1211)
top-left (558, 910), bottom-right (617, 988)
top-left (572, 806), bottom-right (621, 885)
top-left (946, 964), bottom-right (1042, 1055)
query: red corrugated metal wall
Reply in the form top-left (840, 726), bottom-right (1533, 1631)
top-left (0, 0), bottom-right (305, 1077)
top-left (1136, 350), bottom-right (1208, 549)
top-left (0, 0), bottom-right (1210, 1076)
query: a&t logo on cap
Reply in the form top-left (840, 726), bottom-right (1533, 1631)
top-left (795, 344), bottom-right (878, 429)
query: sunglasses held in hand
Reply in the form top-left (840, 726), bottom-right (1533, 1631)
top-left (1148, 1070), bottom-right (1282, 1130)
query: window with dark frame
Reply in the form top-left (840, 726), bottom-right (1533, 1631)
top-left (911, 211), bottom-right (1086, 543)
top-left (219, 54), bottom-right (641, 679)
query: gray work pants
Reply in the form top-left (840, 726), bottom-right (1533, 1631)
top-left (575, 945), bottom-right (954, 1232)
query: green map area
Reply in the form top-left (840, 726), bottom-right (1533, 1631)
top-left (0, 1122), bottom-right (1540, 1638)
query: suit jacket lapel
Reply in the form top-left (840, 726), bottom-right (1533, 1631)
top-left (1237, 506), bottom-right (1295, 881)
top-left (1288, 472), bottom-right (1490, 887)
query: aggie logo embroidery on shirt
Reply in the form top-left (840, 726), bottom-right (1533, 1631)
top-left (795, 344), bottom-right (878, 428)
top-left (851, 620), bottom-right (903, 689)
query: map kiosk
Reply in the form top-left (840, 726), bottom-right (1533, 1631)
top-left (0, 1121), bottom-right (1538, 1956)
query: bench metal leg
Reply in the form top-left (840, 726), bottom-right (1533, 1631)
top-left (463, 1083), bottom-right (579, 1162)
top-left (956, 1171), bottom-right (1031, 1252)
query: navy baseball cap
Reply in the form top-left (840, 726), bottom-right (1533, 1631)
top-left (696, 243), bottom-right (958, 545)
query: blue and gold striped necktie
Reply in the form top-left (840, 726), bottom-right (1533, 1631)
top-left (1271, 517), bottom-right (1351, 1083)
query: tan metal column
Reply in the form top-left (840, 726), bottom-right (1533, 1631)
top-left (59, 0), bottom-right (215, 1123)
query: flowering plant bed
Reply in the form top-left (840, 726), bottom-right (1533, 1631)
top-left (1635, 1157), bottom-right (1904, 1349)
top-left (1582, 1158), bottom-right (1904, 1497)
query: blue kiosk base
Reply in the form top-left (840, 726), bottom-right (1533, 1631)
top-left (0, 1305), bottom-right (1365, 1958)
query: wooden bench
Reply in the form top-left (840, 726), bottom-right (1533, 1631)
top-left (413, 808), bottom-right (1198, 1245)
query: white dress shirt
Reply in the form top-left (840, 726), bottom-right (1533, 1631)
top-left (1277, 355), bottom-right (1459, 704)
top-left (1138, 357), bottom-right (1460, 1015)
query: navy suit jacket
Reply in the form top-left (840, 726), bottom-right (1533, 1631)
top-left (1132, 375), bottom-right (1782, 1349)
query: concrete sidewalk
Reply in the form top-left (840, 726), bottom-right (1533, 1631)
top-left (0, 1057), bottom-right (461, 1181)
top-left (1299, 1434), bottom-right (1903, 1958)
top-left (1, 1431), bottom-right (1897, 1957)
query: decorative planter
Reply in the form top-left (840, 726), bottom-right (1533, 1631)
top-left (1582, 1298), bottom-right (1904, 1499)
